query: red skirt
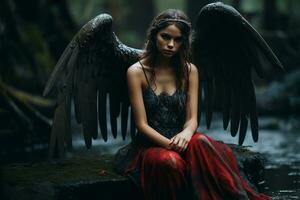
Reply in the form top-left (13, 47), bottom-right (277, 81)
top-left (123, 132), bottom-right (271, 200)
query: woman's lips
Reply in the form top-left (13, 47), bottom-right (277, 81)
top-left (163, 50), bottom-right (175, 55)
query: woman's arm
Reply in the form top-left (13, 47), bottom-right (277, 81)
top-left (127, 63), bottom-right (172, 148)
top-left (170, 63), bottom-right (199, 152)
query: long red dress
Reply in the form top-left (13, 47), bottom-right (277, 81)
top-left (114, 65), bottom-right (271, 200)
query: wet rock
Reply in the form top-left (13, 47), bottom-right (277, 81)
top-left (229, 144), bottom-right (267, 192)
top-left (1, 146), bottom-right (267, 200)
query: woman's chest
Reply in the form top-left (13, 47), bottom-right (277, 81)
top-left (142, 87), bottom-right (187, 113)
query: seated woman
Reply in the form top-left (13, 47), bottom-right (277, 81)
top-left (115, 9), bottom-right (271, 200)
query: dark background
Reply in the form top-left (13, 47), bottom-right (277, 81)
top-left (1, 0), bottom-right (300, 198)
top-left (0, 0), bottom-right (299, 166)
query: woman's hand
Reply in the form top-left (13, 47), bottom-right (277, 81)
top-left (169, 130), bottom-right (194, 153)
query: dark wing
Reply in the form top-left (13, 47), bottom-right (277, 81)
top-left (43, 14), bottom-right (141, 158)
top-left (191, 2), bottom-right (283, 145)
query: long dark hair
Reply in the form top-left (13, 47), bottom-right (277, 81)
top-left (141, 9), bottom-right (191, 90)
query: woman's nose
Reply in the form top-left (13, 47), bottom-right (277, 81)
top-left (167, 39), bottom-right (174, 49)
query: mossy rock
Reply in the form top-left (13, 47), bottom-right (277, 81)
top-left (1, 145), bottom-right (266, 200)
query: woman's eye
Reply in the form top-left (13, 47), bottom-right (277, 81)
top-left (161, 34), bottom-right (170, 40)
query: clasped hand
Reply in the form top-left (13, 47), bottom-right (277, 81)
top-left (168, 130), bottom-right (193, 153)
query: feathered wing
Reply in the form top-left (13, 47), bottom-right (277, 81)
top-left (191, 2), bottom-right (283, 145)
top-left (43, 14), bottom-right (141, 158)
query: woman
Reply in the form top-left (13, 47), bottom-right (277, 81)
top-left (115, 9), bottom-right (271, 200)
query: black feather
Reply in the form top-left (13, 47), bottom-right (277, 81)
top-left (130, 108), bottom-right (136, 140)
top-left (98, 90), bottom-right (108, 141)
top-left (222, 82), bottom-right (230, 130)
top-left (109, 92), bottom-right (119, 138)
top-left (80, 81), bottom-right (98, 148)
top-left (205, 80), bottom-right (213, 129)
top-left (121, 102), bottom-right (129, 140)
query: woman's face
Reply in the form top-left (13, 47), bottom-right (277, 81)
top-left (156, 24), bottom-right (183, 58)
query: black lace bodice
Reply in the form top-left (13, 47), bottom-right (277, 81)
top-left (141, 86), bottom-right (187, 139)
top-left (114, 87), bottom-right (187, 179)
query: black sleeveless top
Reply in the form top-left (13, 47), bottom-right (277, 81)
top-left (114, 62), bottom-right (188, 179)
top-left (135, 61), bottom-right (187, 145)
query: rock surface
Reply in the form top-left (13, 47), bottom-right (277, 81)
top-left (1, 145), bottom-right (267, 200)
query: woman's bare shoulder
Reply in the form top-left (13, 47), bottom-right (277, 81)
top-left (187, 62), bottom-right (198, 74)
top-left (127, 59), bottom-right (151, 76)
top-left (127, 62), bottom-right (143, 76)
